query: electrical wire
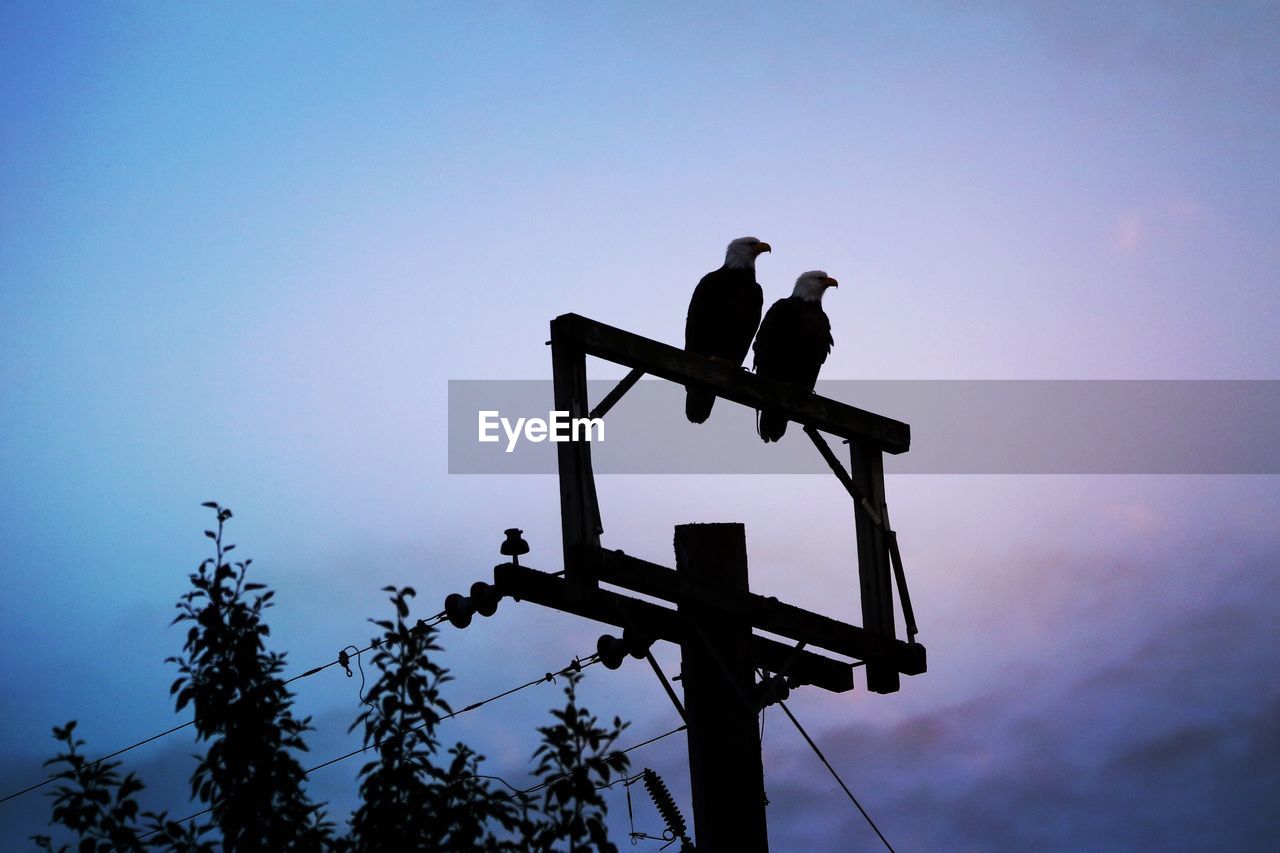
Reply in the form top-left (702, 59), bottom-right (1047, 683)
top-left (13, 586), bottom-right (894, 851)
top-left (772, 696), bottom-right (895, 853)
top-left (675, 617), bottom-right (892, 850)
top-left (0, 613), bottom-right (448, 808)
top-left (0, 720), bottom-right (196, 806)
top-left (305, 654), bottom-right (601, 776)
top-left (505, 724), bottom-right (687, 801)
top-left (138, 722), bottom-right (691, 845)
top-left (137, 652), bottom-right (610, 838)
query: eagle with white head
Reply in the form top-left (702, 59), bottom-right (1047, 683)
top-left (751, 270), bottom-right (838, 442)
top-left (683, 236), bottom-right (770, 423)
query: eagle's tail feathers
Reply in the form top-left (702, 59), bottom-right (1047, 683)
top-left (757, 409), bottom-right (788, 442)
top-left (685, 388), bottom-right (715, 424)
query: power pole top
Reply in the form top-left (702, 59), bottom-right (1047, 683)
top-left (469, 313), bottom-right (929, 849)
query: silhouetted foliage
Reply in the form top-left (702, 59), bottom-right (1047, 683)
top-left (30, 721), bottom-right (146, 852)
top-left (527, 669), bottom-right (631, 852)
top-left (30, 722), bottom-right (212, 852)
top-left (346, 586), bottom-right (523, 850)
top-left (167, 503), bottom-right (332, 848)
top-left (36, 505), bottom-right (634, 850)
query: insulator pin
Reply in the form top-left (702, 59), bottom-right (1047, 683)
top-left (596, 627), bottom-right (655, 670)
top-left (442, 579), bottom-right (507, 629)
top-left (444, 592), bottom-right (474, 629)
top-left (470, 581), bottom-right (501, 617)
top-left (753, 674), bottom-right (791, 709)
top-left (500, 528), bottom-right (530, 565)
top-left (597, 634), bottom-right (627, 670)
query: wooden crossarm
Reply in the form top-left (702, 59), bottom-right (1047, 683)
top-left (493, 563), bottom-right (856, 693)
top-left (550, 313), bottom-right (911, 454)
top-left (598, 551), bottom-right (926, 676)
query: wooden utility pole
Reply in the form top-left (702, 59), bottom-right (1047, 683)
top-left (677, 523), bottom-right (768, 851)
top-left (473, 313), bottom-right (925, 851)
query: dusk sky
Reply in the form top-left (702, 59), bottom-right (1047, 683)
top-left (2, 2), bottom-right (1278, 849)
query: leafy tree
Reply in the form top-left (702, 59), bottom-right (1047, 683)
top-left (35, 505), bottom-right (636, 850)
top-left (30, 722), bottom-right (211, 852)
top-left (167, 502), bottom-right (331, 848)
top-left (528, 669), bottom-right (631, 852)
top-left (427, 741), bottom-right (531, 850)
top-left (31, 721), bottom-right (146, 852)
top-left (346, 586), bottom-right (524, 851)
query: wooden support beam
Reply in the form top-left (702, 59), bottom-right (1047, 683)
top-left (550, 323), bottom-right (602, 595)
top-left (851, 440), bottom-right (900, 694)
top-left (808, 426), bottom-right (920, 644)
top-left (804, 426), bottom-right (885, 528)
top-left (888, 531), bottom-right (918, 643)
top-left (493, 562), bottom-right (855, 693)
top-left (588, 366), bottom-right (645, 420)
top-left (552, 313), bottom-right (910, 454)
top-left (598, 550), bottom-right (926, 676)
top-left (675, 523), bottom-right (768, 851)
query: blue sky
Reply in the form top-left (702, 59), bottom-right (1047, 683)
top-left (2, 2), bottom-right (1278, 849)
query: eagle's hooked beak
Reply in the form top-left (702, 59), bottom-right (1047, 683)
top-left (826, 277), bottom-right (839, 288)
top-left (757, 242), bottom-right (772, 254)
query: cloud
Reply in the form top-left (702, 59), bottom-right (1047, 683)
top-left (1167, 198), bottom-right (1202, 220)
top-left (757, 531), bottom-right (1280, 850)
top-left (6, 514), bottom-right (1276, 850)
top-left (1114, 198), bottom-right (1207, 252)
top-left (1012, 2), bottom-right (1280, 83)
top-left (1100, 500), bottom-right (1164, 533)
top-left (1116, 211), bottom-right (1144, 250)
top-left (1116, 195), bottom-right (1203, 252)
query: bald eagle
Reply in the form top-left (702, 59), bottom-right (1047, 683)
top-left (683, 236), bottom-right (770, 423)
top-left (752, 270), bottom-right (838, 442)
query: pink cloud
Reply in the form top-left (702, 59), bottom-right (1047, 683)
top-left (1116, 211), bottom-right (1143, 250)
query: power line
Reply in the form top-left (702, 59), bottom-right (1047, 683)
top-left (138, 652), bottom-right (609, 839)
top-left (734, 658), bottom-right (894, 851)
top-left (501, 724), bottom-right (687, 802)
top-left (773, 696), bottom-right (895, 853)
top-left (0, 720), bottom-right (196, 807)
top-left (305, 653), bottom-right (601, 776)
top-left (10, 599), bottom-right (893, 850)
top-left (328, 721), bottom-right (691, 851)
top-left (0, 615), bottom-right (446, 808)
top-left (616, 724), bottom-right (686, 757)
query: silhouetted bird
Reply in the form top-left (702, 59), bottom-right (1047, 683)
top-left (683, 236), bottom-right (769, 423)
top-left (752, 270), bottom-right (837, 442)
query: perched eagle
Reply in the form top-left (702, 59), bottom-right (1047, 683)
top-left (752, 270), bottom-right (838, 442)
top-left (683, 236), bottom-right (770, 423)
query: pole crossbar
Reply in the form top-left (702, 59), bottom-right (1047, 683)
top-left (597, 551), bottom-right (925, 676)
top-left (550, 313), bottom-right (910, 453)
top-left (494, 562), bottom-right (857, 692)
